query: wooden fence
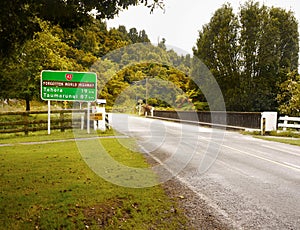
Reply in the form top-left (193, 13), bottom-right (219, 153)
top-left (0, 109), bottom-right (88, 135)
top-left (278, 116), bottom-right (300, 131)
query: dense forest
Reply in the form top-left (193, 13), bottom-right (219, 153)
top-left (0, 0), bottom-right (299, 115)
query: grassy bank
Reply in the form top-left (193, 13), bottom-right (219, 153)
top-left (0, 132), bottom-right (189, 229)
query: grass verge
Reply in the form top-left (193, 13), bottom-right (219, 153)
top-left (242, 130), bottom-right (300, 147)
top-left (255, 136), bottom-right (300, 146)
top-left (0, 132), bottom-right (189, 229)
top-left (0, 129), bottom-right (117, 145)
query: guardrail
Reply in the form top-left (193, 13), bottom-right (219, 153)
top-left (0, 109), bottom-right (87, 135)
top-left (278, 116), bottom-right (300, 131)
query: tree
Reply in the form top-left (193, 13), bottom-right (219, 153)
top-left (138, 30), bottom-right (150, 43)
top-left (128, 28), bottom-right (139, 43)
top-left (239, 1), bottom-right (299, 111)
top-left (0, 0), bottom-right (161, 110)
top-left (193, 1), bottom-right (299, 112)
top-left (0, 0), bottom-right (164, 57)
top-left (269, 7), bottom-right (299, 80)
top-left (158, 38), bottom-right (167, 50)
top-left (193, 4), bottom-right (240, 110)
top-left (91, 42), bottom-right (192, 108)
top-left (2, 21), bottom-right (85, 110)
top-left (277, 71), bottom-right (300, 116)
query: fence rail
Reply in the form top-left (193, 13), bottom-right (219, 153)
top-left (0, 109), bottom-right (88, 135)
top-left (278, 116), bottom-right (300, 131)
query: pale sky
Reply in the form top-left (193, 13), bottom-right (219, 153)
top-left (107, 0), bottom-right (300, 55)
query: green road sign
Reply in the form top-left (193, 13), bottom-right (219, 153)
top-left (41, 70), bottom-right (97, 102)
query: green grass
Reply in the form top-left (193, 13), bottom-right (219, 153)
top-left (0, 133), bottom-right (189, 229)
top-left (255, 136), bottom-right (300, 146)
top-left (0, 129), bottom-right (118, 144)
top-left (242, 130), bottom-right (300, 146)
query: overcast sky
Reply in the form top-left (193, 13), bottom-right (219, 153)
top-left (106, 0), bottom-right (300, 55)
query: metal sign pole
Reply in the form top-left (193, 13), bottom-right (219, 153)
top-left (87, 102), bottom-right (90, 134)
top-left (48, 100), bottom-right (51, 135)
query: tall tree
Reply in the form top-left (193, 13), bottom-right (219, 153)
top-left (193, 4), bottom-right (240, 110)
top-left (138, 30), bottom-right (151, 43)
top-left (239, 1), bottom-right (299, 111)
top-left (239, 2), bottom-right (269, 110)
top-left (193, 1), bottom-right (299, 111)
top-left (269, 7), bottom-right (299, 80)
top-left (128, 28), bottom-right (139, 43)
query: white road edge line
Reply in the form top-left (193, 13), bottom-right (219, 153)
top-left (283, 162), bottom-right (300, 170)
top-left (137, 143), bottom-right (242, 230)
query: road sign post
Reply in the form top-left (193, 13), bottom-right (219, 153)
top-left (41, 70), bottom-right (97, 134)
top-left (48, 100), bottom-right (50, 135)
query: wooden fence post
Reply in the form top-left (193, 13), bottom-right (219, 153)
top-left (23, 113), bottom-right (29, 136)
top-left (261, 117), bottom-right (266, 136)
top-left (60, 111), bottom-right (65, 132)
top-left (283, 115), bottom-right (288, 131)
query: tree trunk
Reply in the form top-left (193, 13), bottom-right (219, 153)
top-left (25, 98), bottom-right (30, 111)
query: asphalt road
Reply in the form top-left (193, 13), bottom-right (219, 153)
top-left (111, 114), bottom-right (300, 230)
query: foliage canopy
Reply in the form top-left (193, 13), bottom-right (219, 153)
top-left (0, 0), bottom-right (299, 114)
top-left (193, 1), bottom-right (299, 111)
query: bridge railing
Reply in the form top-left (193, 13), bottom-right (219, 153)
top-left (278, 116), bottom-right (300, 131)
top-left (152, 110), bottom-right (261, 130)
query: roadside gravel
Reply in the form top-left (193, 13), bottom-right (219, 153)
top-left (145, 150), bottom-right (232, 229)
top-left (162, 178), bottom-right (231, 230)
